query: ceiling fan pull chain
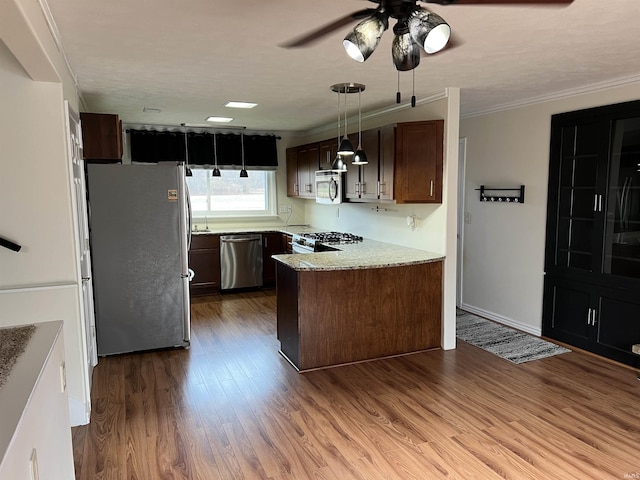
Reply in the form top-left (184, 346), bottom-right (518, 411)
top-left (411, 69), bottom-right (416, 108)
top-left (396, 71), bottom-right (401, 104)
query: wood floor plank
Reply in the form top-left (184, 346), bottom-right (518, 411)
top-left (72, 289), bottom-right (640, 480)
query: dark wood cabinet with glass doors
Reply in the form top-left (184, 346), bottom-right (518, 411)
top-left (543, 100), bottom-right (640, 368)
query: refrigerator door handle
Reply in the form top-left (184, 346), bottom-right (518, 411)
top-left (185, 182), bottom-right (192, 251)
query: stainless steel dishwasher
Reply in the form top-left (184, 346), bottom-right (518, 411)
top-left (220, 234), bottom-right (263, 290)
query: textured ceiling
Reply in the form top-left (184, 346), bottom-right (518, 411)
top-left (44, 0), bottom-right (640, 133)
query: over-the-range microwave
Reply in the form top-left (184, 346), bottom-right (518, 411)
top-left (315, 170), bottom-right (343, 204)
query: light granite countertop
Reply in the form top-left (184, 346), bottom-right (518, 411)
top-left (0, 321), bottom-right (63, 467)
top-left (273, 239), bottom-right (444, 271)
top-left (191, 224), bottom-right (321, 236)
top-left (191, 225), bottom-right (445, 271)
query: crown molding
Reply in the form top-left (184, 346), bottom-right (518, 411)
top-left (37, 0), bottom-right (87, 108)
top-left (307, 89), bottom-right (448, 137)
top-left (462, 74), bottom-right (640, 119)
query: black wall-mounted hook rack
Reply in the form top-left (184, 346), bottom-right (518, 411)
top-left (476, 185), bottom-right (525, 204)
top-left (0, 236), bottom-right (22, 252)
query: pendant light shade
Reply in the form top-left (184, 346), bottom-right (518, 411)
top-left (408, 9), bottom-right (450, 54)
top-left (239, 132), bottom-right (248, 178)
top-left (352, 86), bottom-right (368, 166)
top-left (338, 136), bottom-right (354, 156)
top-left (392, 21), bottom-right (421, 72)
top-left (332, 154), bottom-right (347, 171)
top-left (212, 132), bottom-right (221, 177)
top-left (352, 148), bottom-right (368, 166)
top-left (343, 13), bottom-right (389, 63)
top-left (331, 83), bottom-right (366, 167)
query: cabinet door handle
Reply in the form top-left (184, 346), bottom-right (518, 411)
top-left (594, 194), bottom-right (598, 212)
top-left (380, 182), bottom-right (386, 195)
top-left (592, 309), bottom-right (597, 326)
top-left (361, 182), bottom-right (366, 194)
top-left (598, 194), bottom-right (602, 212)
top-left (430, 180), bottom-right (434, 197)
top-left (587, 308), bottom-right (592, 325)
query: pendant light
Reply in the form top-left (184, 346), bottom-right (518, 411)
top-left (352, 86), bottom-right (368, 165)
top-left (337, 88), bottom-right (354, 156)
top-left (239, 133), bottom-right (248, 178)
top-left (331, 88), bottom-right (345, 171)
top-left (212, 132), bottom-right (221, 177)
top-left (182, 124), bottom-right (193, 176)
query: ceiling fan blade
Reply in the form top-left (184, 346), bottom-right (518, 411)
top-left (280, 8), bottom-right (376, 48)
top-left (423, 0), bottom-right (573, 4)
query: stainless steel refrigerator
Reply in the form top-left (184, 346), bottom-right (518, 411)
top-left (86, 163), bottom-right (191, 355)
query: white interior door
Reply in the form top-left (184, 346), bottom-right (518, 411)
top-left (65, 103), bottom-right (98, 381)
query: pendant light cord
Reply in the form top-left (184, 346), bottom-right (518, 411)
top-left (344, 88), bottom-right (348, 138)
top-left (337, 88), bottom-right (341, 148)
top-left (411, 69), bottom-right (416, 108)
top-left (213, 132), bottom-right (218, 167)
top-left (358, 88), bottom-right (362, 147)
top-left (182, 125), bottom-right (189, 165)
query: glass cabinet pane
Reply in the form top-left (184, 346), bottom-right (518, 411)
top-left (556, 124), bottom-right (601, 271)
top-left (604, 117), bottom-right (640, 278)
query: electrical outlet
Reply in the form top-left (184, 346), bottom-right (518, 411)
top-left (279, 204), bottom-right (291, 213)
top-left (464, 212), bottom-right (472, 224)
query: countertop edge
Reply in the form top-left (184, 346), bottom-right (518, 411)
top-left (0, 321), bottom-right (63, 467)
top-left (273, 254), bottom-right (445, 272)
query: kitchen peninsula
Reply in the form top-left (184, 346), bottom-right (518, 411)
top-left (273, 240), bottom-right (444, 371)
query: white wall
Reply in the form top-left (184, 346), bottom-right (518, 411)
top-left (0, 0), bottom-right (89, 425)
top-left (460, 82), bottom-right (640, 335)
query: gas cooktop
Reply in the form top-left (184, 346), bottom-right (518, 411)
top-left (299, 231), bottom-right (363, 245)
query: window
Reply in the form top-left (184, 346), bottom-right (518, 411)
top-left (186, 169), bottom-right (277, 218)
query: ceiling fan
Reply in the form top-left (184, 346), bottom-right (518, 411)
top-left (282, 0), bottom-right (574, 71)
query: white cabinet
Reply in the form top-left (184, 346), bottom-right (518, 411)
top-left (0, 321), bottom-right (75, 480)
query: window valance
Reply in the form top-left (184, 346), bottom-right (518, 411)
top-left (129, 129), bottom-right (278, 168)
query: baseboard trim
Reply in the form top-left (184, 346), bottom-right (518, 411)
top-left (68, 395), bottom-right (90, 426)
top-left (459, 303), bottom-right (542, 337)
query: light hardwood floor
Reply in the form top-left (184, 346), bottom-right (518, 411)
top-left (72, 289), bottom-right (640, 479)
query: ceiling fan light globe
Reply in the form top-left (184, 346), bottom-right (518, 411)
top-left (424, 24), bottom-right (450, 54)
top-left (392, 33), bottom-right (421, 71)
top-left (343, 38), bottom-right (366, 62)
top-left (408, 11), bottom-right (450, 54)
top-left (343, 15), bottom-right (387, 63)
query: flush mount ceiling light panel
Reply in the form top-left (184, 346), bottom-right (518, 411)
top-left (206, 116), bottom-right (234, 123)
top-left (283, 0), bottom-right (574, 72)
top-left (224, 101), bottom-right (258, 109)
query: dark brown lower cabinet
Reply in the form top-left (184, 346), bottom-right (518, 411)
top-left (276, 260), bottom-right (442, 371)
top-left (262, 232), bottom-right (285, 286)
top-left (543, 275), bottom-right (640, 368)
top-left (189, 234), bottom-right (220, 296)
